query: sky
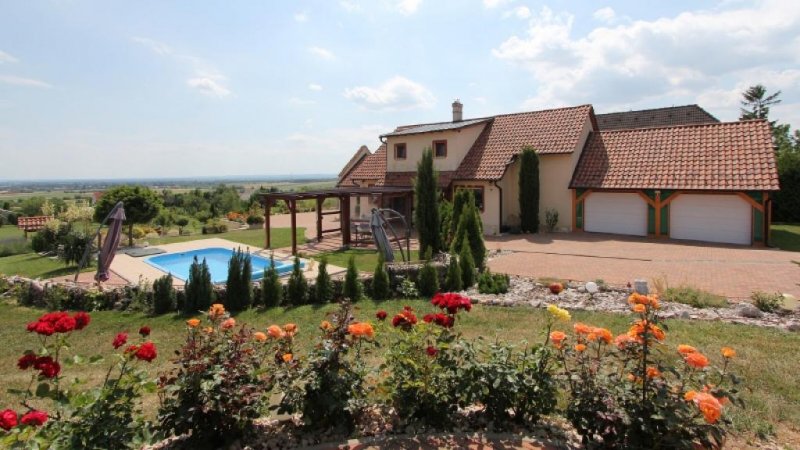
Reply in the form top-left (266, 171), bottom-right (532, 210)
top-left (1, 0), bottom-right (799, 180)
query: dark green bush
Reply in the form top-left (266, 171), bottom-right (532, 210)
top-left (201, 221), bottom-right (228, 234)
top-left (286, 257), bottom-right (308, 305)
top-left (417, 259), bottom-right (439, 298)
top-left (261, 258), bottom-right (283, 307)
top-left (153, 274), bottom-right (176, 314)
top-left (343, 255), bottom-right (362, 301)
top-left (225, 247), bottom-right (252, 312)
top-left (451, 193), bottom-right (486, 270)
top-left (445, 253), bottom-right (462, 292)
top-left (752, 291), bottom-right (783, 312)
top-left (313, 257), bottom-right (333, 303)
top-left (370, 253), bottom-right (391, 300)
top-left (183, 257), bottom-right (214, 314)
top-left (477, 270), bottom-right (510, 294)
top-left (458, 237), bottom-right (476, 288)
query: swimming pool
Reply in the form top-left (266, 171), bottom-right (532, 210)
top-left (145, 247), bottom-right (299, 284)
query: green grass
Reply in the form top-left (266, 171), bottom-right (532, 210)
top-left (312, 248), bottom-right (420, 271)
top-left (0, 226), bottom-right (25, 240)
top-left (772, 223), bottom-right (800, 252)
top-left (0, 300), bottom-right (797, 440)
top-left (663, 285), bottom-right (729, 308)
top-left (0, 253), bottom-right (92, 279)
top-left (143, 227), bottom-right (306, 250)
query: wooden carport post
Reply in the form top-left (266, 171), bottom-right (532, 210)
top-left (264, 197), bottom-right (272, 249)
top-left (340, 195), bottom-right (351, 246)
top-left (290, 199), bottom-right (297, 256)
top-left (316, 196), bottom-right (323, 241)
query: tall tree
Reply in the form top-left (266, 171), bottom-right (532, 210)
top-left (414, 148), bottom-right (441, 256)
top-left (94, 185), bottom-right (163, 247)
top-left (518, 147), bottom-right (540, 233)
top-left (740, 84), bottom-right (781, 121)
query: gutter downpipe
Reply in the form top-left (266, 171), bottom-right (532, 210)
top-left (493, 180), bottom-right (502, 234)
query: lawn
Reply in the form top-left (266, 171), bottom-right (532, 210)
top-left (311, 248), bottom-right (421, 272)
top-left (0, 253), bottom-right (91, 279)
top-left (0, 300), bottom-right (797, 442)
top-left (143, 227), bottom-right (305, 250)
top-left (772, 223), bottom-right (800, 252)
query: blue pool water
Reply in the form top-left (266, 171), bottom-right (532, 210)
top-left (145, 247), bottom-right (299, 284)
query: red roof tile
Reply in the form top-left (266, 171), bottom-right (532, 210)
top-left (455, 105), bottom-right (594, 180)
top-left (596, 105), bottom-right (718, 130)
top-left (338, 145), bottom-right (387, 186)
top-left (570, 120), bottom-right (779, 191)
top-left (17, 216), bottom-right (54, 231)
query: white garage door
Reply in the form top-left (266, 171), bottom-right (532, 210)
top-left (670, 194), bottom-right (751, 245)
top-left (584, 192), bottom-right (647, 236)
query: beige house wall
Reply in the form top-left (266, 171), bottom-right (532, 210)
top-left (496, 116), bottom-right (593, 232)
top-left (385, 123), bottom-right (487, 173)
top-left (452, 180), bottom-right (501, 236)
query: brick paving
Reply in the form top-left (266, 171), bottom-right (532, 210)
top-left (486, 233), bottom-right (800, 299)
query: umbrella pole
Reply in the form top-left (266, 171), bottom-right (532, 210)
top-left (73, 201), bottom-right (123, 283)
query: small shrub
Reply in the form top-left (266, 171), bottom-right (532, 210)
top-left (343, 255), bottom-right (362, 301)
top-left (183, 257), bottom-right (214, 314)
top-left (152, 274), bottom-right (176, 314)
top-left (286, 257), bottom-right (308, 305)
top-left (417, 260), bottom-right (440, 298)
top-left (261, 257), bottom-right (283, 307)
top-left (201, 220), bottom-right (228, 234)
top-left (395, 276), bottom-right (419, 298)
top-left (451, 193), bottom-right (486, 270)
top-left (544, 208), bottom-right (559, 232)
top-left (370, 253), bottom-right (391, 300)
top-left (663, 285), bottom-right (728, 309)
top-left (459, 236), bottom-right (476, 288)
top-left (477, 270), bottom-right (510, 294)
top-left (246, 215), bottom-right (264, 225)
top-left (225, 247), bottom-right (252, 312)
top-left (445, 253), bottom-right (463, 292)
top-left (751, 291), bottom-right (783, 312)
top-left (313, 257), bottom-right (333, 303)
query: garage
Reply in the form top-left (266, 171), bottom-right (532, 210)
top-left (670, 194), bottom-right (751, 245)
top-left (584, 192), bottom-right (647, 236)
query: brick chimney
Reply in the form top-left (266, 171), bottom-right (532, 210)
top-left (452, 99), bottom-right (463, 122)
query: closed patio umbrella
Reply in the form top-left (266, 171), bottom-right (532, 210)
top-left (95, 203), bottom-right (126, 282)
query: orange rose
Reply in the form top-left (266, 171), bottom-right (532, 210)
top-left (221, 318), bottom-right (236, 330)
top-left (573, 322), bottom-right (592, 335)
top-left (677, 344), bottom-right (697, 355)
top-left (253, 332), bottom-right (267, 342)
top-left (592, 327), bottom-right (613, 344)
top-left (186, 318), bottom-right (200, 328)
top-left (347, 322), bottom-right (375, 339)
top-left (721, 347), bottom-right (736, 359)
top-left (646, 366), bottom-right (661, 379)
top-left (283, 323), bottom-right (298, 337)
top-left (208, 303), bottom-right (226, 320)
top-left (685, 352), bottom-right (709, 369)
top-left (550, 331), bottom-right (567, 348)
top-left (282, 353), bottom-right (293, 363)
top-left (628, 293), bottom-right (649, 305)
top-left (693, 392), bottom-right (722, 423)
top-left (684, 390), bottom-right (697, 401)
top-left (632, 304), bottom-right (646, 314)
top-left (574, 343), bottom-right (587, 352)
top-left (267, 325), bottom-right (285, 339)
top-left (320, 320), bottom-right (332, 331)
top-left (614, 333), bottom-right (635, 349)
top-left (203, 326), bottom-right (214, 334)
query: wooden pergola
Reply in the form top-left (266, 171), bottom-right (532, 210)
top-left (260, 186), bottom-right (414, 255)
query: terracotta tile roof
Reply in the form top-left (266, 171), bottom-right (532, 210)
top-left (17, 216), bottom-right (54, 232)
top-left (596, 105), bottom-right (718, 131)
top-left (338, 145), bottom-right (387, 186)
top-left (338, 145), bottom-right (370, 179)
top-left (570, 120), bottom-right (779, 191)
top-left (384, 171), bottom-right (456, 188)
top-left (455, 105), bottom-right (594, 180)
top-left (381, 118), bottom-right (491, 138)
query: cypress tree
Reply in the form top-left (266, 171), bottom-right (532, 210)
top-left (417, 255), bottom-right (439, 298)
top-left (184, 256), bottom-right (213, 314)
top-left (225, 247), bottom-right (252, 312)
top-left (261, 257), bottom-right (283, 307)
top-left (459, 236), bottom-right (476, 288)
top-left (343, 255), bottom-right (362, 301)
top-left (450, 189), bottom-right (470, 239)
top-left (152, 274), bottom-right (175, 315)
top-left (519, 146), bottom-right (540, 233)
top-left (313, 256), bottom-right (333, 303)
top-left (414, 148), bottom-right (441, 257)
top-left (445, 253), bottom-right (462, 292)
top-left (286, 256), bottom-right (308, 305)
top-left (371, 253), bottom-right (390, 300)
top-left (452, 197), bottom-right (486, 270)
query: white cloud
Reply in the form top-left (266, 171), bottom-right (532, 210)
top-left (187, 77), bottom-right (231, 98)
top-left (308, 83), bottom-right (323, 91)
top-left (483, 0), bottom-right (513, 9)
top-left (593, 7), bottom-right (615, 23)
top-left (492, 1), bottom-right (800, 119)
top-left (0, 75), bottom-right (52, 89)
top-left (340, 0), bottom-right (361, 13)
top-left (133, 36), bottom-right (231, 98)
top-left (308, 46), bottom-right (336, 60)
top-left (503, 6), bottom-right (531, 19)
top-left (294, 12), bottom-right (308, 22)
top-left (288, 97), bottom-right (316, 106)
top-left (344, 76), bottom-right (436, 111)
top-left (0, 50), bottom-right (18, 64)
top-left (395, 0), bottom-right (421, 15)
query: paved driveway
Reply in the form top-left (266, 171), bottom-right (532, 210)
top-left (486, 233), bottom-right (800, 299)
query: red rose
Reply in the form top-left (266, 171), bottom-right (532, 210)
top-left (17, 354), bottom-right (37, 370)
top-left (376, 310), bottom-right (387, 321)
top-left (138, 326), bottom-right (151, 337)
top-left (391, 309), bottom-right (418, 330)
top-left (26, 322), bottom-right (38, 332)
top-left (431, 292), bottom-right (472, 314)
top-left (54, 316), bottom-right (76, 333)
top-left (73, 312), bottom-right (91, 330)
top-left (112, 332), bottom-right (128, 349)
top-left (134, 342), bottom-right (157, 362)
top-left (33, 321), bottom-right (55, 336)
top-left (426, 346), bottom-right (438, 357)
top-left (39, 312), bottom-right (68, 325)
top-left (20, 410), bottom-right (47, 427)
top-left (33, 357), bottom-right (60, 379)
top-left (0, 409), bottom-right (17, 430)
top-left (125, 344), bottom-right (138, 355)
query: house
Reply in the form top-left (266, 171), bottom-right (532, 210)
top-left (337, 102), bottom-right (779, 246)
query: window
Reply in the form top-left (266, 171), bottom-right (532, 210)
top-left (433, 140), bottom-right (447, 158)
top-left (456, 186), bottom-right (485, 212)
top-left (394, 143), bottom-right (407, 159)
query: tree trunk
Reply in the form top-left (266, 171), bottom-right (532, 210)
top-left (129, 222), bottom-right (134, 247)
